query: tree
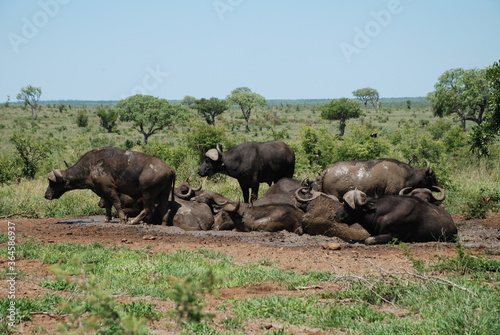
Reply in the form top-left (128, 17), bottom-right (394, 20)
top-left (427, 68), bottom-right (490, 130)
top-left (117, 94), bottom-right (177, 145)
top-left (96, 107), bottom-right (119, 133)
top-left (191, 97), bottom-right (228, 125)
top-left (180, 95), bottom-right (197, 107)
top-left (470, 61), bottom-right (500, 157)
top-left (10, 130), bottom-right (54, 179)
top-left (226, 87), bottom-right (266, 131)
top-left (321, 98), bottom-right (362, 136)
top-left (16, 85), bottom-right (42, 120)
top-left (352, 87), bottom-right (379, 109)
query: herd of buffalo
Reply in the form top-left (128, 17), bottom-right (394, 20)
top-left (44, 141), bottom-right (458, 245)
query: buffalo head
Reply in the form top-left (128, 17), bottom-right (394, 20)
top-left (334, 190), bottom-right (368, 225)
top-left (44, 169), bottom-right (68, 200)
top-left (198, 144), bottom-right (224, 178)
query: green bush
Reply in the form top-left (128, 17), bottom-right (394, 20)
top-left (75, 109), bottom-right (89, 127)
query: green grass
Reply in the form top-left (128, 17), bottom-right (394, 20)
top-left (1, 237), bottom-right (498, 334)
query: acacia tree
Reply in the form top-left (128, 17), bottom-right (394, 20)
top-left (191, 97), bottom-right (228, 125)
top-left (226, 87), bottom-right (266, 131)
top-left (321, 98), bottom-right (362, 136)
top-left (427, 68), bottom-right (490, 130)
top-left (117, 94), bottom-right (178, 144)
top-left (352, 87), bottom-right (379, 109)
top-left (17, 85), bottom-right (42, 120)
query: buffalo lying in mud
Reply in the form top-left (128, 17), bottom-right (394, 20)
top-left (203, 192), bottom-right (303, 234)
top-left (335, 190), bottom-right (458, 245)
top-left (198, 140), bottom-right (295, 203)
top-left (315, 158), bottom-right (441, 199)
top-left (45, 147), bottom-right (175, 225)
top-left (294, 188), bottom-right (369, 241)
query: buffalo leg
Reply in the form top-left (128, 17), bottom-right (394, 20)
top-left (250, 180), bottom-right (260, 203)
top-left (103, 191), bottom-right (128, 224)
top-left (129, 195), bottom-right (155, 225)
top-left (365, 234), bottom-right (397, 245)
top-left (98, 197), bottom-right (113, 222)
top-left (238, 180), bottom-right (251, 203)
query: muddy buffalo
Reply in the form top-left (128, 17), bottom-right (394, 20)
top-left (315, 158), bottom-right (441, 199)
top-left (198, 140), bottom-right (295, 203)
top-left (45, 146), bottom-right (176, 225)
top-left (335, 190), bottom-right (457, 245)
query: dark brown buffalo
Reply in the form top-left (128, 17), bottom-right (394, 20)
top-left (45, 147), bottom-right (175, 225)
top-left (198, 140), bottom-right (295, 203)
top-left (316, 158), bottom-right (440, 199)
top-left (212, 195), bottom-right (303, 234)
top-left (335, 190), bottom-right (457, 245)
top-left (294, 189), bottom-right (369, 241)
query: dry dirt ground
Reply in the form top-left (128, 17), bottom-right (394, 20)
top-left (1, 213), bottom-right (499, 334)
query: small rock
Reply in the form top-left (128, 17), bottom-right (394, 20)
top-left (142, 235), bottom-right (156, 240)
top-left (321, 242), bottom-right (342, 250)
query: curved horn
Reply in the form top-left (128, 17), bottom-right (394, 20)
top-left (174, 186), bottom-right (193, 199)
top-left (294, 187), bottom-right (321, 203)
top-left (222, 199), bottom-right (240, 212)
top-left (216, 143), bottom-right (223, 160)
top-left (300, 177), bottom-right (311, 187)
top-left (424, 159), bottom-right (432, 174)
top-left (431, 186), bottom-right (446, 201)
top-left (399, 187), bottom-right (413, 196)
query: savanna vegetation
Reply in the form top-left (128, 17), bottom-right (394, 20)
top-left (1, 62), bottom-right (499, 334)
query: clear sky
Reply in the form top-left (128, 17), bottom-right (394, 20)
top-left (1, 0), bottom-right (499, 101)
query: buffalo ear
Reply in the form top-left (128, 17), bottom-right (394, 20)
top-left (48, 169), bottom-right (64, 182)
top-left (205, 149), bottom-right (220, 161)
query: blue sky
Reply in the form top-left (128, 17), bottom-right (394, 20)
top-left (1, 0), bottom-right (499, 101)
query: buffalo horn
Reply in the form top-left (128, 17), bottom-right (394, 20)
top-left (216, 143), bottom-right (223, 158)
top-left (294, 186), bottom-right (318, 203)
top-left (432, 186), bottom-right (446, 201)
top-left (222, 199), bottom-right (240, 212)
top-left (399, 187), bottom-right (413, 195)
top-left (424, 159), bottom-right (432, 174)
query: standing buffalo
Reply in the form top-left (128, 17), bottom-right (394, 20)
top-left (198, 140), bottom-right (295, 203)
top-left (335, 190), bottom-right (457, 245)
top-left (315, 158), bottom-right (441, 199)
top-left (45, 147), bottom-right (176, 225)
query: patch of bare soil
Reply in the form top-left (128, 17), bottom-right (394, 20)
top-left (1, 213), bottom-right (499, 334)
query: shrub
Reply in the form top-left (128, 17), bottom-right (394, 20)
top-left (75, 109), bottom-right (89, 127)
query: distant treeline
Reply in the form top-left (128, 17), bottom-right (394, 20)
top-left (21, 97), bottom-right (430, 109)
